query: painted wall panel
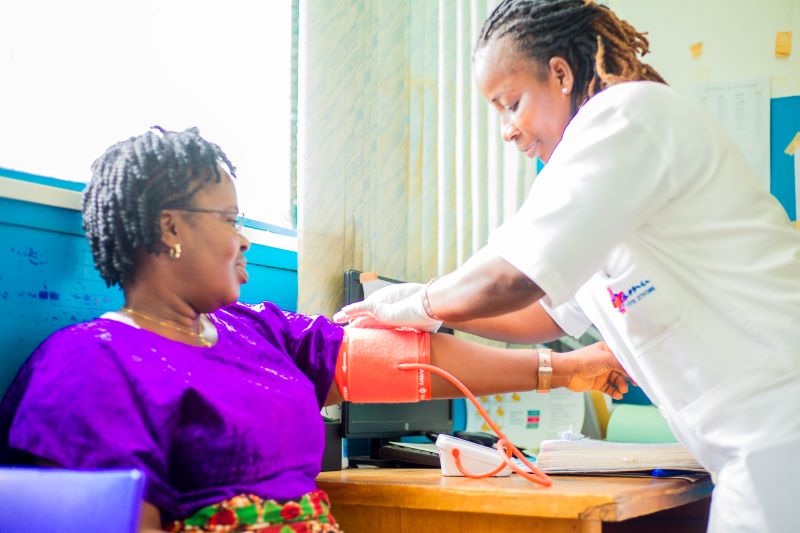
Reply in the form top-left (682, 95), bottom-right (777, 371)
top-left (770, 95), bottom-right (800, 219)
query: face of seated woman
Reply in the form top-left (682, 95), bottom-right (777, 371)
top-left (129, 168), bottom-right (251, 316)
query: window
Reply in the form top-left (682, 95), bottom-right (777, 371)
top-left (0, 1), bottom-right (293, 228)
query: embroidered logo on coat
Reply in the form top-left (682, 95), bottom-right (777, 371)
top-left (608, 288), bottom-right (628, 313)
top-left (608, 279), bottom-right (654, 313)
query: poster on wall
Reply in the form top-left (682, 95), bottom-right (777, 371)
top-left (465, 388), bottom-right (585, 451)
top-left (693, 78), bottom-right (771, 192)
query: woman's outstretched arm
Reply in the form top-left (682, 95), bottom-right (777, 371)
top-left (325, 333), bottom-right (627, 406)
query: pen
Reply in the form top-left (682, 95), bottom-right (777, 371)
top-left (651, 469), bottom-right (688, 477)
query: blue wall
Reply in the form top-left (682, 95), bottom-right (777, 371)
top-left (0, 194), bottom-right (298, 396)
top-left (770, 95), bottom-right (800, 221)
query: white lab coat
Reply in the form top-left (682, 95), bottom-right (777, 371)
top-left (489, 82), bottom-right (800, 532)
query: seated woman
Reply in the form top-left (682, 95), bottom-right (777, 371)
top-left (0, 127), bottom-right (629, 532)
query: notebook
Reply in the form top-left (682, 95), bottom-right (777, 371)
top-left (535, 437), bottom-right (705, 474)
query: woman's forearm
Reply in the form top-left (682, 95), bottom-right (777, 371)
top-left (445, 301), bottom-right (565, 344)
top-left (428, 247), bottom-right (543, 322)
top-left (428, 335), bottom-right (628, 401)
top-left (428, 333), bottom-right (559, 398)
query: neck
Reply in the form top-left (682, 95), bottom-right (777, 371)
top-left (123, 282), bottom-right (201, 331)
top-left (121, 306), bottom-right (212, 348)
top-left (120, 301), bottom-right (211, 347)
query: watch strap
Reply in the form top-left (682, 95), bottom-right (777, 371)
top-left (536, 348), bottom-right (553, 393)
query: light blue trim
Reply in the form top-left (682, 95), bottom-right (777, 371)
top-left (0, 167), bottom-right (297, 234)
top-left (0, 167), bottom-right (85, 192)
top-left (243, 218), bottom-right (297, 237)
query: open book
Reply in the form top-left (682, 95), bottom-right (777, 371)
top-left (536, 437), bottom-right (705, 474)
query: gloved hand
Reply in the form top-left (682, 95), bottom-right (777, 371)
top-left (332, 282), bottom-right (443, 332)
top-left (360, 282), bottom-right (427, 306)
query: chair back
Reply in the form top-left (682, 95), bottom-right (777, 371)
top-left (0, 467), bottom-right (145, 533)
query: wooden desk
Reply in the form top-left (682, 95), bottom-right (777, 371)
top-left (317, 469), bottom-right (712, 532)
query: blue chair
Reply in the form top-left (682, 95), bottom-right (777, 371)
top-left (0, 467), bottom-right (145, 533)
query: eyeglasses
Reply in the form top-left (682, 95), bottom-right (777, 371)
top-left (169, 207), bottom-right (246, 232)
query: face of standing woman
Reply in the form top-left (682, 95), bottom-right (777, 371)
top-left (473, 37), bottom-right (576, 164)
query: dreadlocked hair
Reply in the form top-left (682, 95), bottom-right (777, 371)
top-left (82, 126), bottom-right (236, 288)
top-left (477, 0), bottom-right (665, 110)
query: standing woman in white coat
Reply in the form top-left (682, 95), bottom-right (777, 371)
top-left (335, 1), bottom-right (800, 531)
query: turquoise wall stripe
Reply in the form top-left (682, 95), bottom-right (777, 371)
top-left (770, 95), bottom-right (800, 221)
top-left (245, 244), bottom-right (297, 271)
top-left (0, 197), bottom-right (85, 236)
top-left (0, 197), bottom-right (299, 396)
top-left (239, 265), bottom-right (298, 312)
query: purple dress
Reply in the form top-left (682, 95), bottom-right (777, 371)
top-left (0, 301), bottom-right (343, 524)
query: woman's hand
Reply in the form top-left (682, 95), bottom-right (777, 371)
top-left (332, 282), bottom-right (443, 332)
top-left (554, 342), bottom-right (631, 400)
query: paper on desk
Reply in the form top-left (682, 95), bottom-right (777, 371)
top-left (465, 389), bottom-right (584, 451)
top-left (535, 438), bottom-right (704, 473)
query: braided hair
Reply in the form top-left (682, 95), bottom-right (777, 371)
top-left (82, 126), bottom-right (236, 288)
top-left (476, 0), bottom-right (665, 113)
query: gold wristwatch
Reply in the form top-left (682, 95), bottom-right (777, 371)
top-left (536, 348), bottom-right (553, 393)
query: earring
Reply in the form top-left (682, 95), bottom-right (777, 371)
top-left (561, 87), bottom-right (569, 94)
top-left (169, 243), bottom-right (182, 260)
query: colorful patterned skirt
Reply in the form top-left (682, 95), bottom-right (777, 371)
top-left (171, 490), bottom-right (341, 532)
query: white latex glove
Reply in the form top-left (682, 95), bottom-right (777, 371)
top-left (332, 282), bottom-right (442, 332)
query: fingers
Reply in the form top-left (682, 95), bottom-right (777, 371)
top-left (333, 302), bottom-right (375, 324)
top-left (611, 370), bottom-right (628, 396)
top-left (601, 379), bottom-right (623, 400)
top-left (612, 362), bottom-right (631, 381)
top-left (601, 380), bottom-right (618, 399)
top-left (600, 370), bottom-right (629, 400)
top-left (607, 357), bottom-right (638, 389)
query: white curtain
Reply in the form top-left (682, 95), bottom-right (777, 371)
top-left (297, 0), bottom-right (538, 318)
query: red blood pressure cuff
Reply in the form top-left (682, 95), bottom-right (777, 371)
top-left (334, 327), bottom-right (431, 403)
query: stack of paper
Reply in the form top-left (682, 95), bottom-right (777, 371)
top-left (536, 438), bottom-right (705, 473)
